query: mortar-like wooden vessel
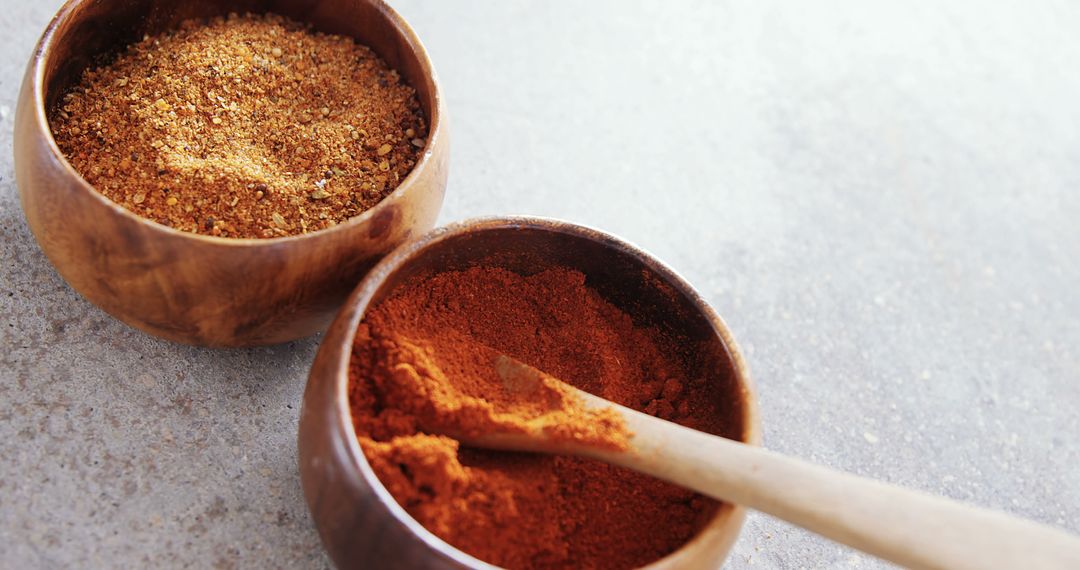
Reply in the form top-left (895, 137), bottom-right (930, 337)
top-left (299, 217), bottom-right (761, 569)
top-left (14, 0), bottom-right (448, 347)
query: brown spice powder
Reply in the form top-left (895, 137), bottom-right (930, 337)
top-left (50, 13), bottom-right (427, 239)
top-left (350, 267), bottom-right (726, 570)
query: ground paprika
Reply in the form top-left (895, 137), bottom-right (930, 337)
top-left (349, 266), bottom-right (729, 569)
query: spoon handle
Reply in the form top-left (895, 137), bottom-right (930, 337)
top-left (587, 403), bottom-right (1080, 570)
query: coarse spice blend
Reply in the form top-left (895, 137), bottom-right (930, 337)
top-left (50, 13), bottom-right (427, 239)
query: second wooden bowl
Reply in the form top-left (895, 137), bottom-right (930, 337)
top-left (13, 0), bottom-right (448, 347)
top-left (299, 217), bottom-right (761, 569)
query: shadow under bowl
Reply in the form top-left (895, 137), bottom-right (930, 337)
top-left (299, 217), bottom-right (761, 569)
top-left (14, 0), bottom-right (448, 347)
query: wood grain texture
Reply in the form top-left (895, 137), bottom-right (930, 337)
top-left (298, 217), bottom-right (762, 569)
top-left (470, 377), bottom-right (1080, 570)
top-left (13, 0), bottom-right (449, 347)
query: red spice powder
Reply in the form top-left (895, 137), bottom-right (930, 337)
top-left (354, 330), bottom-right (632, 450)
top-left (349, 266), bottom-right (727, 569)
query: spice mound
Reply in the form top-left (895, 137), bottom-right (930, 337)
top-left (357, 329), bottom-right (630, 451)
top-left (51, 13), bottom-right (427, 239)
top-left (350, 266), bottom-right (728, 570)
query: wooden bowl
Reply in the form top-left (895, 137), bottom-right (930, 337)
top-left (299, 217), bottom-right (761, 569)
top-left (13, 0), bottom-right (448, 347)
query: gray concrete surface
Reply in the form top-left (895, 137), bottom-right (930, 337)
top-left (2, 0), bottom-right (1078, 568)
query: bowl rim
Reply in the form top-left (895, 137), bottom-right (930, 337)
top-left (323, 215), bottom-right (761, 569)
top-left (26, 0), bottom-right (445, 247)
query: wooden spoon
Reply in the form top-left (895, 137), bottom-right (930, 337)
top-left (469, 355), bottom-right (1080, 570)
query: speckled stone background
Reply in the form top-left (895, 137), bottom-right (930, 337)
top-left (2, 0), bottom-right (1078, 568)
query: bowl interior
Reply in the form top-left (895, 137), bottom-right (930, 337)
top-left (345, 220), bottom-right (755, 566)
top-left (363, 223), bottom-right (750, 444)
top-left (42, 0), bottom-right (436, 138)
